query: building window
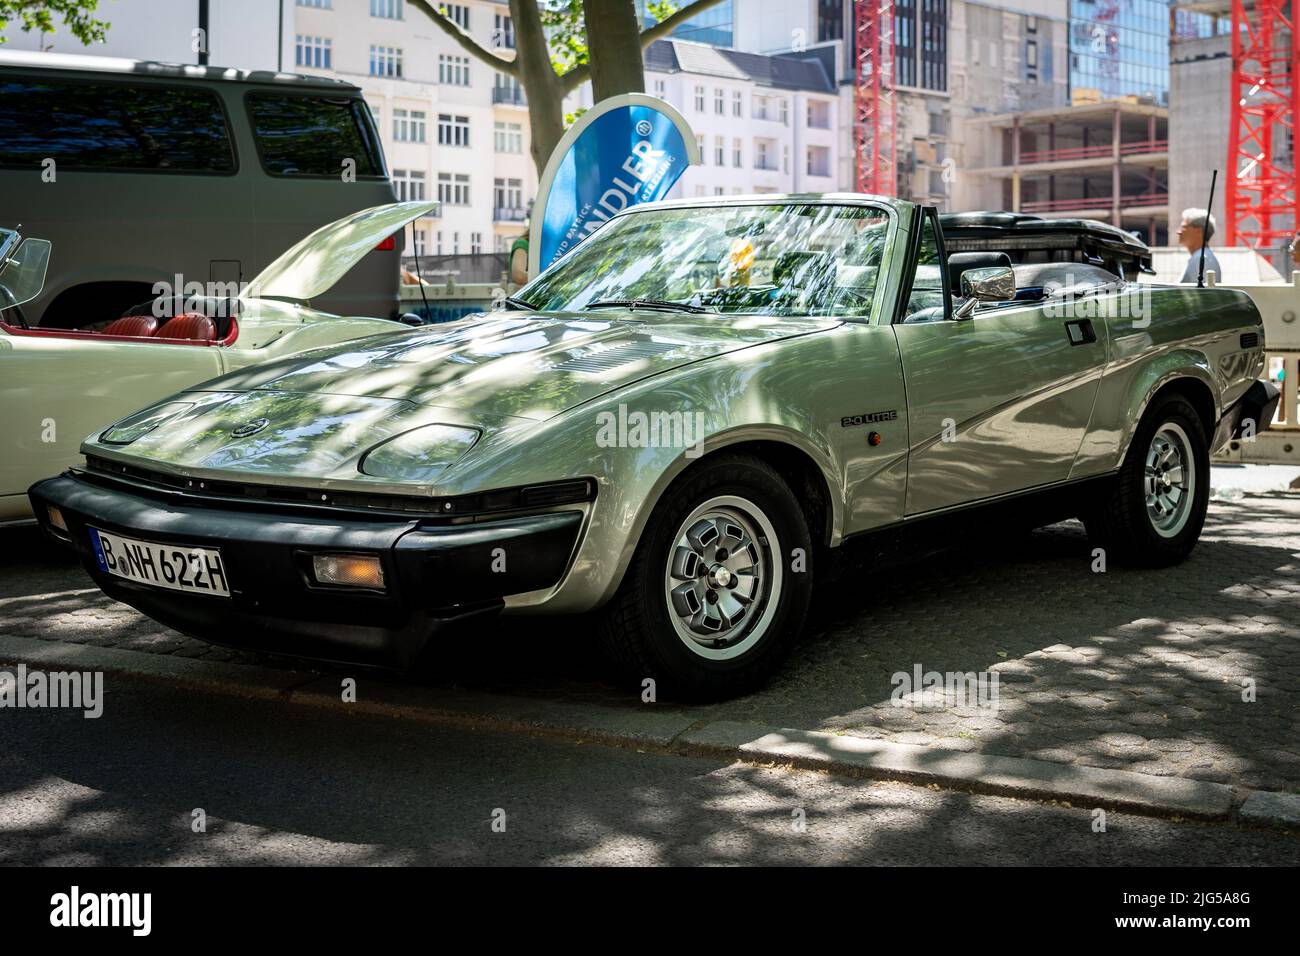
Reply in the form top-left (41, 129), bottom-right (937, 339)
top-left (696, 132), bottom-right (705, 163)
top-left (297, 0), bottom-right (331, 8)
top-left (393, 108), bottom-right (426, 143)
top-left (732, 90), bottom-right (742, 117)
top-left (714, 186), bottom-right (724, 196)
top-left (471, 231), bottom-right (483, 254)
top-left (778, 98), bottom-right (788, 125)
top-left (437, 172), bottom-right (470, 206)
top-left (494, 120), bottom-right (522, 153)
top-left (392, 169), bottom-right (426, 201)
top-left (806, 100), bottom-right (831, 129)
top-left (806, 145), bottom-right (830, 177)
top-left (732, 137), bottom-right (741, 167)
top-left (694, 85), bottom-right (705, 111)
top-left (369, 45), bottom-right (402, 78)
top-left (494, 177), bottom-right (524, 219)
top-left (653, 77), bottom-right (666, 98)
top-left (714, 88), bottom-right (724, 114)
top-left (412, 228), bottom-right (427, 256)
top-left (714, 136), bottom-right (724, 165)
top-left (295, 35), bottom-right (331, 69)
top-left (493, 12), bottom-right (514, 48)
top-left (370, 0), bottom-right (402, 20)
top-left (442, 3), bottom-right (469, 30)
top-left (1026, 40), bottom-right (1038, 69)
top-left (755, 138), bottom-right (773, 170)
top-left (439, 54), bottom-right (470, 86)
top-left (438, 113), bottom-right (470, 147)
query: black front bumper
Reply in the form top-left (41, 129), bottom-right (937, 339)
top-left (29, 473), bottom-right (584, 669)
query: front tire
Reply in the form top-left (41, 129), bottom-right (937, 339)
top-left (1083, 393), bottom-right (1210, 566)
top-left (599, 454), bottom-right (813, 700)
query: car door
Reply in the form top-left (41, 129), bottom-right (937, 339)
top-left (0, 328), bottom-right (224, 519)
top-left (892, 208), bottom-right (1108, 516)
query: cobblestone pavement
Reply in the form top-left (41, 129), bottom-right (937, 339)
top-left (3, 477), bottom-right (1298, 793)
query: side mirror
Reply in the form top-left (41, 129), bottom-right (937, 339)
top-left (955, 266), bottom-right (1016, 320)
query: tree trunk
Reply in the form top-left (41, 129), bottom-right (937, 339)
top-left (510, 0), bottom-right (566, 175)
top-left (582, 0), bottom-right (645, 102)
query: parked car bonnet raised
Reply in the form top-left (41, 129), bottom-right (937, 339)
top-left (242, 200), bottom-right (439, 307)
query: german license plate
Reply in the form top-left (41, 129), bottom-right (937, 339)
top-left (89, 527), bottom-right (231, 597)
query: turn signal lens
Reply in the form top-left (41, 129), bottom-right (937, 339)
top-left (47, 505), bottom-right (68, 532)
top-left (312, 554), bottom-right (385, 590)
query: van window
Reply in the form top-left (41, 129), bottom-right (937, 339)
top-left (246, 94), bottom-right (384, 177)
top-left (0, 78), bottom-right (235, 172)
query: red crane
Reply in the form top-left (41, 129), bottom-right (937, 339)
top-left (1225, 0), bottom-right (1298, 249)
top-left (854, 0), bottom-right (896, 195)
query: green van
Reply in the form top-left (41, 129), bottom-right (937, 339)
top-left (0, 50), bottom-right (400, 326)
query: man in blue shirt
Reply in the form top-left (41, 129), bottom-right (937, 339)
top-left (1177, 208), bottom-right (1222, 283)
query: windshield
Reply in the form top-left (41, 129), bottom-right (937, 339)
top-left (0, 236), bottom-right (51, 310)
top-left (517, 202), bottom-right (892, 318)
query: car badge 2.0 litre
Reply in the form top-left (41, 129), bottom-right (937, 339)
top-left (231, 418), bottom-right (270, 438)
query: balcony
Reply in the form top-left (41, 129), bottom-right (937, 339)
top-left (1018, 139), bottom-right (1169, 165)
top-left (494, 206), bottom-right (527, 222)
top-left (1021, 190), bottom-right (1169, 214)
top-left (492, 86), bottom-right (527, 107)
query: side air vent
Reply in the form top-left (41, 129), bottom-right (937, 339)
top-left (1240, 332), bottom-right (1261, 350)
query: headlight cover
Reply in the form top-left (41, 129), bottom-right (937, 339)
top-left (100, 401), bottom-right (195, 445)
top-left (358, 423), bottom-right (481, 483)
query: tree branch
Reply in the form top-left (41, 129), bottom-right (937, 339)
top-left (408, 0), bottom-right (517, 76)
top-left (558, 61), bottom-right (591, 94)
top-left (639, 0), bottom-right (727, 49)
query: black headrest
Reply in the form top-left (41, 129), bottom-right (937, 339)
top-left (947, 252), bottom-right (1012, 293)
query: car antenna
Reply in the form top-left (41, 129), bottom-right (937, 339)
top-left (1197, 169), bottom-right (1218, 289)
top-left (408, 222), bottom-right (431, 322)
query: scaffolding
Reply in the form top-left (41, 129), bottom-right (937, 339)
top-left (854, 0), bottom-right (896, 195)
top-left (1225, 0), bottom-right (1299, 248)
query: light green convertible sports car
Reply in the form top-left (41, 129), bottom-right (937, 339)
top-left (1, 202), bottom-right (434, 523)
top-left (31, 196), bottom-right (1278, 699)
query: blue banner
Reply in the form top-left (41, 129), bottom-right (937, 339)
top-left (531, 95), bottom-right (698, 274)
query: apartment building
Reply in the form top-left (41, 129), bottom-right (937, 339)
top-left (628, 39), bottom-right (841, 198)
top-left (292, 0), bottom-right (534, 258)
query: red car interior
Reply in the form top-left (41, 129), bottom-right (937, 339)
top-left (100, 315), bottom-right (160, 337)
top-left (154, 313), bottom-right (217, 341)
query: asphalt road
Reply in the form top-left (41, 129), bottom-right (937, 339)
top-left (1, 676), bottom-right (1296, 866)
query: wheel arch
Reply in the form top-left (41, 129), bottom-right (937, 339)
top-left (590, 428), bottom-right (843, 610)
top-left (1116, 355), bottom-right (1220, 465)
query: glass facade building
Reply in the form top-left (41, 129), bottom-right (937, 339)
top-left (1068, 0), bottom-right (1171, 104)
top-left (638, 0), bottom-right (733, 48)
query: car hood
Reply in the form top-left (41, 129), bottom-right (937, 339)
top-left (193, 310), bottom-right (842, 422)
top-left (85, 311), bottom-right (839, 486)
top-left (242, 200), bottom-right (438, 303)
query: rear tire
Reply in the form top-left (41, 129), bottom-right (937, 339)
top-left (1083, 393), bottom-right (1209, 566)
top-left (598, 454), bottom-right (813, 701)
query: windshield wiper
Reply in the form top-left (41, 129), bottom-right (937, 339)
top-left (584, 298), bottom-right (708, 314)
top-left (499, 296), bottom-right (536, 311)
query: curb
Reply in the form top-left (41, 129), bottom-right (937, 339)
top-left (0, 634), bottom-right (1289, 827)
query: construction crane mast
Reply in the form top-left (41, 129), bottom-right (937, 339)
top-left (854, 0), bottom-right (896, 195)
top-left (1225, 0), bottom-right (1299, 248)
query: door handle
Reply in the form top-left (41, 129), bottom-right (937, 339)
top-left (1065, 319), bottom-right (1096, 345)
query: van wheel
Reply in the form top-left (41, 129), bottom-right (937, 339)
top-left (1083, 393), bottom-right (1209, 566)
top-left (599, 454), bottom-right (813, 701)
